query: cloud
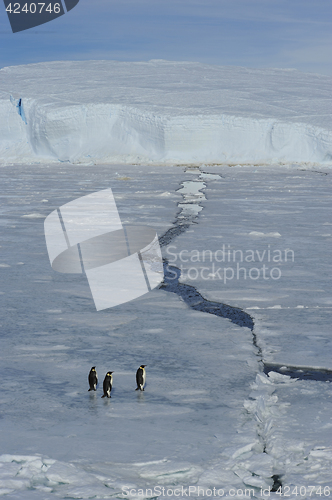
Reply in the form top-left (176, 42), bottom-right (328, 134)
top-left (0, 0), bottom-right (331, 75)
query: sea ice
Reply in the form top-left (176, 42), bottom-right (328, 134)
top-left (0, 60), bottom-right (331, 498)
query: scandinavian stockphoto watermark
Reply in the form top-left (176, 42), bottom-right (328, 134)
top-left (166, 244), bottom-right (294, 283)
top-left (44, 188), bottom-right (163, 311)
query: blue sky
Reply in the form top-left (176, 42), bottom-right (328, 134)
top-left (0, 0), bottom-right (331, 74)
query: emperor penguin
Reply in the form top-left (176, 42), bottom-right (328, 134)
top-left (135, 365), bottom-right (146, 391)
top-left (88, 366), bottom-right (98, 391)
top-left (101, 372), bottom-right (113, 398)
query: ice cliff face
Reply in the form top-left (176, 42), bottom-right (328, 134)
top-left (0, 60), bottom-right (331, 165)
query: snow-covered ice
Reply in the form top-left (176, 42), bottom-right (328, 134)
top-left (174, 164), bottom-right (332, 370)
top-left (0, 61), bottom-right (331, 165)
top-left (0, 164), bottom-right (260, 498)
top-left (0, 61), bottom-right (331, 499)
top-left (0, 161), bottom-right (331, 498)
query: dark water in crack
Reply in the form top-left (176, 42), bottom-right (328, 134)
top-left (264, 363), bottom-right (332, 382)
top-left (157, 174), bottom-right (331, 490)
top-left (158, 176), bottom-right (331, 387)
top-left (161, 259), bottom-right (254, 331)
top-left (158, 223), bottom-right (190, 247)
top-left (159, 218), bottom-right (254, 330)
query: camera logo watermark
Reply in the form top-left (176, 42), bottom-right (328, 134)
top-left (3, 0), bottom-right (79, 33)
top-left (44, 188), bottom-right (163, 311)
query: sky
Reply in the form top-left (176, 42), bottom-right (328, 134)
top-left (0, 0), bottom-right (331, 75)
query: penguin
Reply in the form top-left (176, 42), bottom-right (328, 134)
top-left (88, 366), bottom-right (98, 391)
top-left (135, 365), bottom-right (146, 391)
top-left (101, 372), bottom-right (113, 398)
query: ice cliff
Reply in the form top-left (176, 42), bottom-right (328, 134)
top-left (0, 60), bottom-right (331, 165)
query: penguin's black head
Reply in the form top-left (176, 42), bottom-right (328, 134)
top-left (91, 367), bottom-right (96, 371)
top-left (140, 365), bottom-right (146, 368)
top-left (107, 371), bottom-right (114, 376)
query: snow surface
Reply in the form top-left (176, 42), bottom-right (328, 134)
top-left (174, 164), bottom-right (332, 370)
top-left (0, 60), bottom-right (331, 165)
top-left (0, 60), bottom-right (331, 498)
top-left (0, 161), bottom-right (331, 498)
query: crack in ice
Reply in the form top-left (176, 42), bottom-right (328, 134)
top-left (157, 164), bottom-right (332, 491)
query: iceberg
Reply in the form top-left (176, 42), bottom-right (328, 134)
top-left (0, 60), bottom-right (331, 165)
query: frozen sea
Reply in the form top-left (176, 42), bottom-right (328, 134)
top-left (0, 162), bottom-right (331, 499)
top-left (0, 61), bottom-right (331, 499)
